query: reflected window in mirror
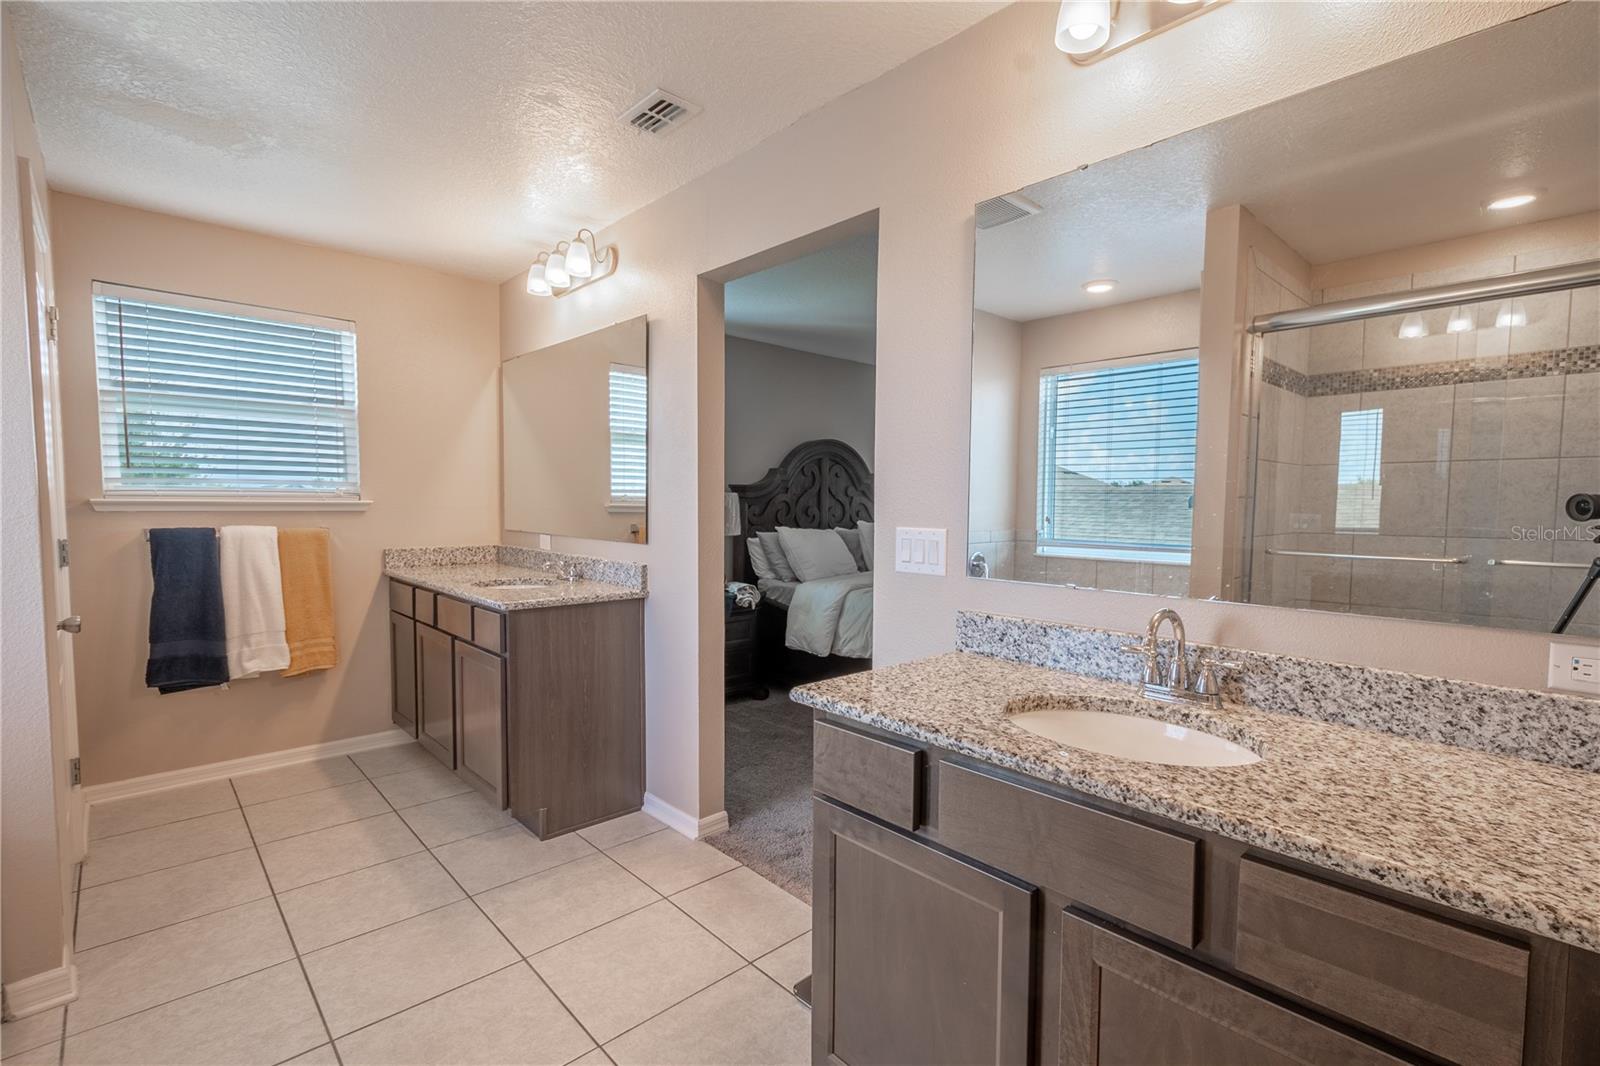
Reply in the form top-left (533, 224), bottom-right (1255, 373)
top-left (607, 363), bottom-right (647, 513)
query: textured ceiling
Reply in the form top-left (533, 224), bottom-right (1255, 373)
top-left (725, 234), bottom-right (878, 364)
top-left (976, 2), bottom-right (1599, 322)
top-left (9, 0), bottom-right (1002, 281)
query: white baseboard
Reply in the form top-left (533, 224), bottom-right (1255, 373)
top-left (2, 953), bottom-right (77, 1020)
top-left (643, 792), bottom-right (730, 839)
top-left (82, 728), bottom-right (417, 807)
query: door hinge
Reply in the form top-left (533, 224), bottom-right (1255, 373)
top-left (57, 538), bottom-right (69, 568)
top-left (69, 757), bottom-right (81, 787)
top-left (46, 304), bottom-right (59, 342)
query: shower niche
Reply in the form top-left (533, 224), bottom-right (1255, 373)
top-left (964, 2), bottom-right (1600, 636)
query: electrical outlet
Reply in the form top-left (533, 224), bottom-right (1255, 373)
top-left (1548, 641), bottom-right (1600, 695)
top-left (895, 527), bottom-right (947, 575)
top-left (538, 534), bottom-right (552, 549)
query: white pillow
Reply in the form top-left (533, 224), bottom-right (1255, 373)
top-left (857, 521), bottom-right (875, 570)
top-left (747, 537), bottom-right (774, 581)
top-left (777, 527), bottom-right (858, 583)
top-left (755, 531), bottom-right (799, 582)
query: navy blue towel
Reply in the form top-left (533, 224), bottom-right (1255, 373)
top-left (146, 528), bottom-right (229, 694)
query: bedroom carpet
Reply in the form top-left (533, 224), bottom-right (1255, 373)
top-left (708, 689), bottom-right (815, 902)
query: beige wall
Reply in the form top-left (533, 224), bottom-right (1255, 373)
top-left (52, 194), bottom-right (501, 785)
top-left (2, 11), bottom-right (73, 997)
top-left (725, 335), bottom-right (875, 485)
top-left (969, 310), bottom-right (1021, 539)
top-left (499, 1), bottom-right (1558, 824)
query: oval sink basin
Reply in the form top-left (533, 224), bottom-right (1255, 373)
top-left (1008, 708), bottom-right (1260, 767)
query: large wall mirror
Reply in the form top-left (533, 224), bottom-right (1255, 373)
top-left (968, 4), bottom-right (1599, 636)
top-left (504, 315), bottom-right (648, 543)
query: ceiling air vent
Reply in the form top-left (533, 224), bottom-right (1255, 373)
top-left (620, 89), bottom-right (700, 135)
top-left (975, 193), bottom-right (1042, 230)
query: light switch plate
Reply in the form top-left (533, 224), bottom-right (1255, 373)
top-left (895, 527), bottom-right (946, 575)
top-left (1548, 640), bottom-right (1600, 695)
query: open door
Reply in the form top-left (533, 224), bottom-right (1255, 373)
top-left (18, 161), bottom-right (85, 865)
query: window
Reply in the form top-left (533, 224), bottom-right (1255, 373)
top-left (1036, 352), bottom-right (1198, 564)
top-left (93, 283), bottom-right (361, 503)
top-left (607, 363), bottom-right (647, 510)
top-left (1335, 408), bottom-right (1383, 532)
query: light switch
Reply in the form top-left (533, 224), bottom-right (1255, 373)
top-left (895, 527), bottom-right (947, 575)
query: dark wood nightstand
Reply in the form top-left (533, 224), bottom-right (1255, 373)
top-left (725, 605), bottom-right (767, 700)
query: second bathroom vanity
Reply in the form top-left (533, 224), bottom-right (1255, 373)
top-left (384, 545), bottom-right (646, 838)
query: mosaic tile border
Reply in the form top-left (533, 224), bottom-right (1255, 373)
top-left (1262, 344), bottom-right (1600, 398)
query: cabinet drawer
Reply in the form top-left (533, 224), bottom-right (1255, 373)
top-left (435, 595), bottom-right (471, 640)
top-left (388, 581), bottom-right (413, 617)
top-left (813, 720), bottom-right (922, 830)
top-left (1235, 859), bottom-right (1529, 1066)
top-left (938, 761), bottom-right (1199, 947)
top-left (413, 590), bottom-right (435, 626)
top-left (472, 607), bottom-right (503, 653)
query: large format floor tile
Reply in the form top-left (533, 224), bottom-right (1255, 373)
top-left (397, 791), bottom-right (516, 847)
top-left (531, 901), bottom-right (743, 1044)
top-left (576, 811), bottom-right (665, 851)
top-left (603, 966), bottom-right (809, 1066)
top-left (477, 853), bottom-right (657, 956)
top-left (350, 743), bottom-right (440, 780)
top-left (606, 827), bottom-right (738, 895)
top-left (671, 867), bottom-right (811, 960)
top-left (258, 812), bottom-right (424, 893)
top-left (61, 961), bottom-right (325, 1066)
top-left (432, 824), bottom-right (595, 895)
top-left (336, 964), bottom-right (593, 1066)
top-left (371, 763), bottom-right (474, 809)
top-left (75, 848), bottom-right (270, 949)
top-left (89, 780), bottom-right (238, 840)
top-left (754, 932), bottom-right (811, 994)
top-left (231, 756), bottom-right (364, 807)
top-left (243, 780), bottom-right (390, 844)
top-left (80, 808), bottom-right (252, 888)
top-left (301, 900), bottom-right (518, 1036)
top-left (68, 898), bottom-right (294, 1035)
top-left (2, 1007), bottom-right (63, 1059)
top-left (280, 1046), bottom-right (340, 1065)
top-left (279, 851), bottom-right (463, 952)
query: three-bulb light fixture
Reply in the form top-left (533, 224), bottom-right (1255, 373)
top-left (526, 229), bottom-right (619, 298)
top-left (1055, 1), bottom-right (1220, 64)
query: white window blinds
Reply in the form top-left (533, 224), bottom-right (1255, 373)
top-left (608, 363), bottom-right (647, 508)
top-left (93, 283), bottom-right (360, 499)
top-left (1037, 353), bottom-right (1198, 560)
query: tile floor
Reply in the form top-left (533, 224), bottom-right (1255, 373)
top-left (1, 744), bottom-right (812, 1066)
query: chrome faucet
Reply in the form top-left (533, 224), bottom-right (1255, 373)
top-left (1121, 608), bottom-right (1239, 707)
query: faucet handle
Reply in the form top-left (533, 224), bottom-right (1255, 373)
top-left (1193, 655), bottom-right (1242, 697)
top-left (1120, 640), bottom-right (1162, 685)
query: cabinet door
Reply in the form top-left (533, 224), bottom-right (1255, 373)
top-left (1060, 909), bottom-right (1415, 1065)
top-left (813, 799), bottom-right (1034, 1066)
top-left (389, 611), bottom-right (417, 737)
top-left (415, 623), bottom-right (455, 768)
top-left (454, 640), bottom-right (505, 807)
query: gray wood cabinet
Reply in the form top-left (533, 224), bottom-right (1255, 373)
top-left (454, 639), bottom-right (505, 807)
top-left (415, 622), bottom-right (455, 767)
top-left (389, 611), bottom-right (416, 737)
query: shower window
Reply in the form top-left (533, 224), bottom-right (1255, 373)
top-left (1036, 351), bottom-right (1198, 564)
top-left (1335, 408), bottom-right (1384, 532)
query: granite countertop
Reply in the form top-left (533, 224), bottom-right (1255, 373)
top-left (792, 651), bottom-right (1600, 954)
top-left (384, 560), bottom-right (645, 611)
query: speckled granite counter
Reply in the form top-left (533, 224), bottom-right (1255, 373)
top-left (382, 544), bottom-right (645, 611)
top-left (792, 651), bottom-right (1600, 953)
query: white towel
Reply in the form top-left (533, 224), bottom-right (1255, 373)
top-left (220, 525), bottom-right (290, 679)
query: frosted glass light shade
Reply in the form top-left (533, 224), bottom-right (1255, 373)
top-left (545, 251), bottom-right (571, 288)
top-left (1495, 301), bottom-right (1527, 329)
top-left (1446, 306), bottom-right (1474, 333)
top-left (1397, 313), bottom-right (1429, 340)
top-left (566, 240), bottom-right (594, 278)
top-left (1056, 0), bottom-right (1111, 54)
top-left (526, 263), bottom-right (551, 296)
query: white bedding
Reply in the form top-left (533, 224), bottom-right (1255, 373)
top-left (756, 577), bottom-right (799, 608)
top-left (783, 570), bottom-right (873, 659)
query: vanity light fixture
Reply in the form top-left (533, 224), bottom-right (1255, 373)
top-left (1446, 306), bottom-right (1475, 333)
top-left (1082, 278), bottom-right (1118, 294)
top-left (525, 229), bottom-right (619, 299)
top-left (1397, 312), bottom-right (1429, 340)
top-left (1056, 0), bottom-right (1226, 64)
top-left (1486, 192), bottom-right (1538, 211)
top-left (1495, 300), bottom-right (1528, 329)
top-left (1056, 0), bottom-right (1113, 54)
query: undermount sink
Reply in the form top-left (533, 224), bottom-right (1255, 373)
top-left (1007, 703), bottom-right (1260, 767)
top-left (472, 577), bottom-right (557, 589)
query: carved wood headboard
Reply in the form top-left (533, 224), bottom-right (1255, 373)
top-left (730, 438), bottom-right (873, 584)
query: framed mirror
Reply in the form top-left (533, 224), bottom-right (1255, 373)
top-left (967, 4), bottom-right (1600, 636)
top-left (504, 315), bottom-right (648, 543)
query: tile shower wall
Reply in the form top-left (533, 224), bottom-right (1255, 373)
top-left (1252, 241), bottom-right (1600, 636)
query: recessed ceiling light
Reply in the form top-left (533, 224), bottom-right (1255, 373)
top-left (1486, 192), bottom-right (1538, 211)
top-left (1082, 279), bottom-right (1117, 294)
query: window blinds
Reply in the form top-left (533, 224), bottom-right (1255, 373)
top-left (608, 364), bottom-right (647, 507)
top-left (1037, 354), bottom-right (1198, 556)
top-left (93, 283), bottom-right (360, 498)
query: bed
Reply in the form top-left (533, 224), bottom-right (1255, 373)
top-left (730, 438), bottom-right (874, 686)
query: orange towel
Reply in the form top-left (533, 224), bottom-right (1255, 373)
top-left (277, 528), bottom-right (337, 676)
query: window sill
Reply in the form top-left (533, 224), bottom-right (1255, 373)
top-left (1036, 545), bottom-right (1191, 567)
top-left (89, 496), bottom-right (374, 513)
top-left (606, 502), bottom-right (646, 514)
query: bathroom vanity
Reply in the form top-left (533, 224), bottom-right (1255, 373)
top-left (796, 615), bottom-right (1600, 1066)
top-left (384, 546), bottom-right (646, 838)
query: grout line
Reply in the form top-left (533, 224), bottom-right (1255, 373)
top-left (87, 804), bottom-right (240, 843)
top-left (56, 957), bottom-right (296, 1045)
top-left (229, 779), bottom-right (345, 1066)
top-left (324, 959), bottom-right (529, 1048)
top-left (73, 886), bottom-right (277, 954)
top-left (79, 844), bottom-right (259, 892)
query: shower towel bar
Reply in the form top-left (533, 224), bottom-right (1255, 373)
top-left (1264, 548), bottom-right (1470, 565)
top-left (1485, 558), bottom-right (1591, 569)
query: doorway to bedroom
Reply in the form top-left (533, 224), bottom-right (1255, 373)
top-left (708, 228), bottom-right (878, 900)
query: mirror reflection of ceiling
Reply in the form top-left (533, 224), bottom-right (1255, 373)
top-left (975, 3), bottom-right (1600, 323)
top-left (724, 234), bottom-right (879, 364)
